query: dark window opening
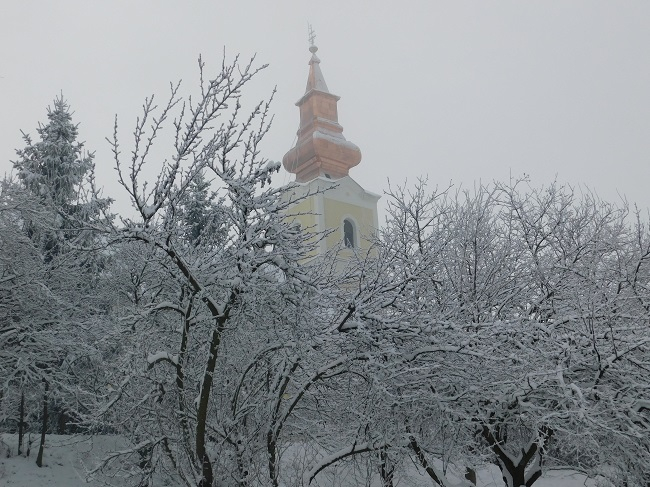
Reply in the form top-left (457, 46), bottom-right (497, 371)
top-left (344, 219), bottom-right (355, 248)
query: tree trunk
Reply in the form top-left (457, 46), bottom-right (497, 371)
top-left (235, 444), bottom-right (250, 487)
top-left (267, 431), bottom-right (278, 487)
top-left (161, 248), bottom-right (235, 487)
top-left (465, 467), bottom-right (477, 486)
top-left (407, 434), bottom-right (450, 487)
top-left (36, 380), bottom-right (49, 467)
top-left (57, 408), bottom-right (67, 434)
top-left (379, 448), bottom-right (395, 487)
top-left (481, 425), bottom-right (552, 487)
top-left (501, 465), bottom-right (526, 487)
top-left (195, 326), bottom-right (220, 487)
top-left (176, 292), bottom-right (196, 467)
top-left (18, 390), bottom-right (25, 455)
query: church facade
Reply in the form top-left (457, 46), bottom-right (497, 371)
top-left (282, 42), bottom-right (380, 258)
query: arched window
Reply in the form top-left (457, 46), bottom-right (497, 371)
top-left (343, 219), bottom-right (355, 248)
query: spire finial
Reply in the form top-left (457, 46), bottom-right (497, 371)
top-left (308, 24), bottom-right (318, 53)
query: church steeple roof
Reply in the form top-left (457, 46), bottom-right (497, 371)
top-left (282, 42), bottom-right (361, 183)
top-left (305, 45), bottom-right (329, 93)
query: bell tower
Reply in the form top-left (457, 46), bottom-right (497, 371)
top-left (283, 33), bottom-right (380, 257)
top-left (282, 41), bottom-right (362, 182)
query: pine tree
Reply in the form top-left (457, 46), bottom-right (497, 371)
top-left (177, 170), bottom-right (225, 246)
top-left (4, 97), bottom-right (110, 465)
top-left (13, 96), bottom-right (108, 259)
top-left (14, 96), bottom-right (93, 208)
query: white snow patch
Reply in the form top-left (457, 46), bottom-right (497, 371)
top-left (147, 351), bottom-right (178, 366)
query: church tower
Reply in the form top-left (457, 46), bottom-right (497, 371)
top-left (282, 38), bottom-right (380, 257)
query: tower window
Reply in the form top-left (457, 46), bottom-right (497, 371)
top-left (343, 219), bottom-right (355, 248)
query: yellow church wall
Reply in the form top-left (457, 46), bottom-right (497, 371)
top-left (283, 195), bottom-right (322, 258)
top-left (323, 197), bottom-right (376, 251)
top-left (284, 197), bottom-right (314, 223)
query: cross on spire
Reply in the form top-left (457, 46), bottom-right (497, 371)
top-left (308, 23), bottom-right (316, 48)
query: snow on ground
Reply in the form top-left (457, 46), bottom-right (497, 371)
top-left (0, 434), bottom-right (128, 486)
top-left (0, 433), bottom-right (601, 486)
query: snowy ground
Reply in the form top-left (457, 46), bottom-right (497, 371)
top-left (0, 434), bottom-right (600, 486)
top-left (0, 434), bottom-right (130, 486)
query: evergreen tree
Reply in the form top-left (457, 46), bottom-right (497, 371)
top-left (177, 170), bottom-right (225, 247)
top-left (14, 95), bottom-right (93, 209)
top-left (3, 97), bottom-right (111, 466)
top-left (13, 95), bottom-right (109, 258)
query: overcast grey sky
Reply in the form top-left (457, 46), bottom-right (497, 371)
top-left (2, 1), bottom-right (649, 216)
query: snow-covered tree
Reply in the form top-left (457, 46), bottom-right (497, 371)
top-left (373, 179), bottom-right (650, 487)
top-left (5, 60), bottom-right (644, 487)
top-left (2, 97), bottom-right (111, 467)
top-left (14, 96), bottom-right (93, 206)
top-left (88, 52), bottom-right (437, 487)
top-left (0, 181), bottom-right (97, 463)
top-left (92, 55), bottom-right (323, 486)
top-left (175, 169), bottom-right (226, 247)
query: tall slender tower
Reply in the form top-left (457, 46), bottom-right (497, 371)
top-left (282, 37), bottom-right (380, 257)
